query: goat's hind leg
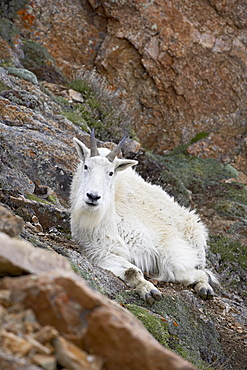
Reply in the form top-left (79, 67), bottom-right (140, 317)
top-left (176, 269), bottom-right (216, 300)
top-left (193, 270), bottom-right (216, 300)
top-left (160, 236), bottom-right (217, 300)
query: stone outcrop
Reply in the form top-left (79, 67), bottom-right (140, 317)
top-left (0, 232), bottom-right (196, 370)
top-left (11, 0), bottom-right (247, 167)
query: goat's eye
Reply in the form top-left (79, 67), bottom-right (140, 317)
top-left (84, 165), bottom-right (88, 170)
top-left (109, 171), bottom-right (114, 176)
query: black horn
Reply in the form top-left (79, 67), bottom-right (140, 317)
top-left (90, 128), bottom-right (99, 157)
top-left (106, 135), bottom-right (126, 162)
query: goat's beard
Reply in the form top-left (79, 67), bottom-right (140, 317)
top-left (72, 200), bottom-right (110, 229)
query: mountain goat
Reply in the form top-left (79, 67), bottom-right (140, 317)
top-left (70, 130), bottom-right (217, 304)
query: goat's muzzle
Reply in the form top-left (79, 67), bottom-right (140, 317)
top-left (85, 192), bottom-right (101, 207)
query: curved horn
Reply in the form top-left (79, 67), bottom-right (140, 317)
top-left (90, 128), bottom-right (99, 157)
top-left (106, 135), bottom-right (126, 162)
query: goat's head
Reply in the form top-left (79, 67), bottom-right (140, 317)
top-left (73, 130), bottom-right (138, 214)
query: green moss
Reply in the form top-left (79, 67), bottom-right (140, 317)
top-left (225, 183), bottom-right (247, 205)
top-left (215, 200), bottom-right (247, 220)
top-left (25, 193), bottom-right (63, 206)
top-left (210, 235), bottom-right (246, 270)
top-left (162, 154), bottom-right (232, 191)
top-left (87, 97), bottom-right (101, 109)
top-left (126, 304), bottom-right (170, 347)
top-left (25, 193), bottom-right (51, 205)
top-left (175, 346), bottom-right (215, 370)
top-left (146, 152), bottom-right (246, 212)
top-left (169, 132), bottom-right (210, 155)
top-left (20, 40), bottom-right (65, 83)
top-left (209, 235), bottom-right (246, 298)
top-left (55, 96), bottom-right (71, 108)
top-left (47, 194), bottom-right (58, 204)
top-left (115, 291), bottom-right (224, 369)
top-left (0, 60), bottom-right (15, 68)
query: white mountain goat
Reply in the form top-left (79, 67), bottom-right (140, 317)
top-left (70, 130), bottom-right (217, 304)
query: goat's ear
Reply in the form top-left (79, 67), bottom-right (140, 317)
top-left (114, 158), bottom-right (138, 173)
top-left (73, 138), bottom-right (90, 161)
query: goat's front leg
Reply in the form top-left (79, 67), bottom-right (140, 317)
top-left (125, 267), bottom-right (162, 305)
top-left (99, 256), bottom-right (162, 305)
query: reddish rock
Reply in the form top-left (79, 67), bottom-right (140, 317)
top-left (0, 330), bottom-right (33, 357)
top-left (33, 326), bottom-right (58, 345)
top-left (0, 272), bottom-right (106, 342)
top-left (8, 195), bottom-right (70, 232)
top-left (14, 0), bottom-right (247, 164)
top-left (53, 335), bottom-right (103, 370)
top-left (0, 206), bottom-right (24, 237)
top-left (84, 304), bottom-right (194, 370)
top-left (0, 349), bottom-right (41, 370)
top-left (31, 354), bottom-right (56, 370)
top-left (0, 232), bottom-right (71, 277)
top-left (0, 271), bottom-right (196, 369)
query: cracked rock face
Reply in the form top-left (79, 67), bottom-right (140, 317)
top-left (14, 0), bottom-right (247, 163)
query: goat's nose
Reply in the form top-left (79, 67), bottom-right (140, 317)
top-left (86, 193), bottom-right (101, 202)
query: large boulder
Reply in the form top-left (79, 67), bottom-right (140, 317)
top-left (0, 232), bottom-right (196, 370)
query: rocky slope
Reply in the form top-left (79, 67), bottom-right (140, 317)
top-left (0, 2), bottom-right (246, 369)
top-left (0, 62), bottom-right (246, 370)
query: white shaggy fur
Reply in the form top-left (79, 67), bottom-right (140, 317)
top-left (70, 137), bottom-right (217, 304)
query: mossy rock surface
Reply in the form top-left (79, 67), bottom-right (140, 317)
top-left (215, 200), bottom-right (247, 220)
top-left (162, 153), bottom-right (234, 192)
top-left (115, 290), bottom-right (225, 369)
top-left (140, 151), bottom-right (246, 212)
top-left (126, 304), bottom-right (170, 347)
top-left (209, 235), bottom-right (247, 298)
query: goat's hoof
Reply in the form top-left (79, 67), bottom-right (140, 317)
top-left (150, 289), bottom-right (162, 301)
top-left (199, 286), bottom-right (214, 300)
top-left (145, 289), bottom-right (162, 305)
top-left (145, 293), bottom-right (156, 305)
top-left (206, 288), bottom-right (214, 300)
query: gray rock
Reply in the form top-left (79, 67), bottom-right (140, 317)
top-left (6, 68), bottom-right (38, 85)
